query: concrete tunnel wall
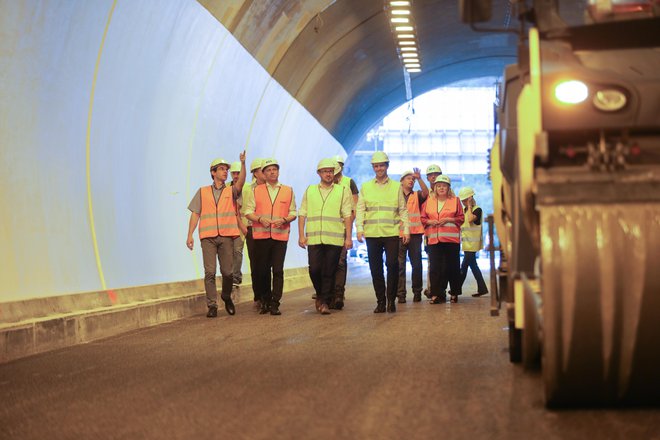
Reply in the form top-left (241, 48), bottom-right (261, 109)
top-left (0, 0), bottom-right (345, 303)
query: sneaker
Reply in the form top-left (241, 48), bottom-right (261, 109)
top-left (206, 306), bottom-right (218, 318)
top-left (270, 307), bottom-right (282, 316)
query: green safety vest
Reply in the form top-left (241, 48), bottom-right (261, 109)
top-left (461, 205), bottom-right (483, 252)
top-left (305, 184), bottom-right (345, 246)
top-left (361, 179), bottom-right (401, 238)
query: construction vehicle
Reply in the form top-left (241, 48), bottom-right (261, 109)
top-left (461, 0), bottom-right (660, 406)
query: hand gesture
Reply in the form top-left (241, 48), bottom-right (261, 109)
top-left (239, 150), bottom-right (246, 163)
top-left (412, 167), bottom-right (422, 180)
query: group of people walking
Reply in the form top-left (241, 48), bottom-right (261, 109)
top-left (186, 150), bottom-right (488, 318)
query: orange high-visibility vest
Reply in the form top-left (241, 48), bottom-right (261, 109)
top-left (424, 196), bottom-right (461, 245)
top-left (199, 185), bottom-right (240, 239)
top-left (252, 184), bottom-right (293, 241)
top-left (400, 191), bottom-right (424, 236)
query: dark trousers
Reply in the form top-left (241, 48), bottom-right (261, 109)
top-left (245, 227), bottom-right (259, 301)
top-left (253, 238), bottom-right (288, 307)
top-left (334, 246), bottom-right (348, 300)
top-left (397, 233), bottom-right (423, 298)
top-left (200, 236), bottom-right (234, 308)
top-left (308, 244), bottom-right (343, 305)
top-left (366, 236), bottom-right (400, 305)
top-left (427, 242), bottom-right (462, 297)
top-left (461, 251), bottom-right (489, 294)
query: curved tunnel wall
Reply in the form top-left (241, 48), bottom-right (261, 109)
top-left (0, 0), bottom-right (344, 302)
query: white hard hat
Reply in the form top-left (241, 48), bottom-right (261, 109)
top-left (333, 160), bottom-right (342, 175)
top-left (458, 187), bottom-right (475, 200)
top-left (426, 164), bottom-right (442, 174)
top-left (249, 158), bottom-right (263, 172)
top-left (229, 161), bottom-right (241, 173)
top-left (317, 158), bottom-right (336, 171)
top-left (261, 158), bottom-right (279, 171)
top-left (333, 154), bottom-right (345, 164)
top-left (433, 175), bottom-right (451, 186)
top-left (210, 158), bottom-right (229, 170)
top-left (400, 170), bottom-right (414, 181)
top-left (370, 151), bottom-right (389, 164)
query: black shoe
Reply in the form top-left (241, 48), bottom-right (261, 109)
top-left (413, 294), bottom-right (422, 302)
top-left (224, 299), bottom-right (236, 316)
top-left (397, 297), bottom-right (406, 304)
top-left (333, 300), bottom-right (344, 310)
top-left (373, 304), bottom-right (386, 313)
top-left (206, 306), bottom-right (218, 318)
top-left (387, 302), bottom-right (396, 313)
top-left (430, 296), bottom-right (446, 304)
top-left (472, 292), bottom-right (489, 297)
top-left (259, 303), bottom-right (270, 314)
top-left (450, 295), bottom-right (458, 303)
top-left (320, 304), bottom-right (331, 315)
top-left (270, 307), bottom-right (281, 316)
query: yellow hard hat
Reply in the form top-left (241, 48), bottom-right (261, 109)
top-left (333, 154), bottom-right (345, 164)
top-left (317, 158), bottom-right (336, 171)
top-left (229, 161), bottom-right (241, 173)
top-left (426, 164), bottom-right (442, 175)
top-left (400, 170), bottom-right (414, 181)
top-left (210, 158), bottom-right (229, 170)
top-left (249, 158), bottom-right (263, 172)
top-left (458, 187), bottom-right (475, 200)
top-left (334, 160), bottom-right (342, 175)
top-left (370, 151), bottom-right (389, 164)
top-left (433, 175), bottom-right (451, 186)
top-left (261, 158), bottom-right (279, 171)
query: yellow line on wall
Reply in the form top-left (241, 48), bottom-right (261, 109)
top-left (86, 0), bottom-right (117, 290)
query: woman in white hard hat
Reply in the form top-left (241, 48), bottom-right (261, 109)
top-left (458, 187), bottom-right (489, 297)
top-left (421, 176), bottom-right (464, 304)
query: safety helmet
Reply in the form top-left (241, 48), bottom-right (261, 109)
top-left (333, 154), bottom-right (345, 165)
top-left (249, 158), bottom-right (263, 172)
top-left (433, 175), bottom-right (451, 186)
top-left (229, 161), bottom-right (241, 173)
top-left (261, 158), bottom-right (279, 171)
top-left (400, 170), bottom-right (414, 181)
top-left (210, 158), bottom-right (229, 171)
top-left (426, 164), bottom-right (442, 175)
top-left (317, 158), bottom-right (336, 171)
top-left (370, 151), bottom-right (389, 164)
top-left (458, 187), bottom-right (475, 200)
top-left (334, 160), bottom-right (342, 175)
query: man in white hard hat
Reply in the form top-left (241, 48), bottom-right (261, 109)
top-left (458, 186), bottom-right (489, 297)
top-left (298, 158), bottom-right (353, 315)
top-left (241, 158), bottom-right (267, 310)
top-left (397, 168), bottom-right (429, 303)
top-left (245, 158), bottom-right (297, 315)
top-left (229, 161), bottom-right (247, 290)
top-left (187, 151), bottom-right (246, 317)
top-left (330, 155), bottom-right (359, 310)
top-left (356, 151), bottom-right (410, 313)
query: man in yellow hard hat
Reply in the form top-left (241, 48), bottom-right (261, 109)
top-left (298, 158), bottom-right (354, 315)
top-left (356, 151), bottom-right (410, 313)
top-left (241, 158), bottom-right (266, 310)
top-left (229, 161), bottom-right (247, 290)
top-left (458, 186), bottom-right (489, 297)
top-left (330, 155), bottom-right (359, 310)
top-left (245, 159), bottom-right (297, 315)
top-left (187, 151), bottom-right (246, 317)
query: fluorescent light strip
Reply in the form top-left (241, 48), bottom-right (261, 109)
top-left (397, 34), bottom-right (415, 39)
top-left (399, 40), bottom-right (416, 45)
top-left (390, 1), bottom-right (411, 6)
top-left (391, 17), bottom-right (409, 23)
top-left (395, 26), bottom-right (414, 31)
top-left (391, 9), bottom-right (411, 15)
top-left (400, 47), bottom-right (417, 51)
top-left (407, 68), bottom-right (421, 72)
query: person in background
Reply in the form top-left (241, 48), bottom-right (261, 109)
top-left (245, 159), bottom-right (297, 316)
top-left (186, 152), bottom-right (246, 317)
top-left (330, 155), bottom-right (359, 310)
top-left (229, 161), bottom-right (247, 290)
top-left (458, 187), bottom-right (489, 297)
top-left (298, 158), bottom-right (353, 315)
top-left (241, 158), bottom-right (266, 310)
top-left (421, 175), bottom-right (464, 304)
top-left (397, 168), bottom-right (429, 303)
top-left (423, 164), bottom-right (443, 299)
top-left (356, 151), bottom-right (409, 313)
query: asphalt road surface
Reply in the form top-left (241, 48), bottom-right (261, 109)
top-left (1, 264), bottom-right (658, 440)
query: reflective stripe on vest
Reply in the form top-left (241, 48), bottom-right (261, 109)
top-left (252, 184), bottom-right (292, 241)
top-left (461, 204), bottom-right (483, 252)
top-left (199, 185), bottom-right (240, 239)
top-left (361, 179), bottom-right (401, 238)
top-left (400, 191), bottom-right (424, 236)
top-left (424, 196), bottom-right (461, 245)
top-left (305, 185), bottom-right (345, 246)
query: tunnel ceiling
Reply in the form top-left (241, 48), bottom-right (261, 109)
top-left (198, 0), bottom-right (581, 153)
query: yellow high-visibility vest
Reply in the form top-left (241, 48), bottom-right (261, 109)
top-left (304, 185), bottom-right (345, 246)
top-left (361, 179), bottom-right (401, 238)
top-left (461, 205), bottom-right (483, 252)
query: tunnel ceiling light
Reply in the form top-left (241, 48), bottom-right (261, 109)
top-left (401, 52), bottom-right (418, 58)
top-left (391, 17), bottom-right (410, 23)
top-left (391, 9), bottom-right (411, 15)
top-left (405, 64), bottom-right (421, 68)
top-left (399, 40), bottom-right (416, 45)
top-left (387, 0), bottom-right (421, 96)
top-left (403, 58), bottom-right (420, 64)
top-left (395, 25), bottom-right (414, 31)
top-left (407, 68), bottom-right (421, 73)
top-left (390, 1), bottom-right (411, 6)
top-left (397, 33), bottom-right (415, 39)
top-left (401, 47), bottom-right (417, 52)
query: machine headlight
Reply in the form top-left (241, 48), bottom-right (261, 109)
top-left (593, 89), bottom-right (627, 111)
top-left (554, 80), bottom-right (588, 104)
